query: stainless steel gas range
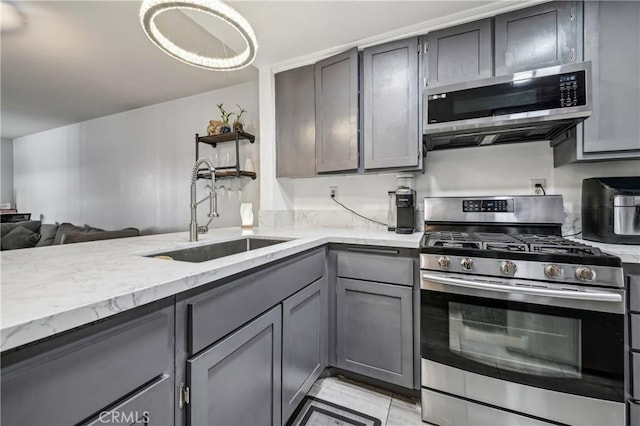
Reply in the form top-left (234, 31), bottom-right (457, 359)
top-left (419, 195), bottom-right (626, 426)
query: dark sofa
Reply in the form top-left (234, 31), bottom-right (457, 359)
top-left (0, 221), bottom-right (139, 251)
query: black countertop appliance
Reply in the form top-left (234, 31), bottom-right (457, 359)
top-left (582, 177), bottom-right (640, 244)
top-left (395, 174), bottom-right (415, 234)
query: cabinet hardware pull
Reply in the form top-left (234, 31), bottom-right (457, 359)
top-left (346, 247), bottom-right (400, 255)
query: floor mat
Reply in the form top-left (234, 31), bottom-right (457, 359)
top-left (288, 396), bottom-right (382, 426)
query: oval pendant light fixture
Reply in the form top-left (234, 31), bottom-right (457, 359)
top-left (140, 0), bottom-right (258, 71)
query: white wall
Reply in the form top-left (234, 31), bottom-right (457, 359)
top-left (1, 138), bottom-right (15, 207)
top-left (291, 142), bottom-right (640, 213)
top-left (13, 80), bottom-right (259, 233)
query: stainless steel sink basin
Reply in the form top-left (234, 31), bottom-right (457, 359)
top-left (147, 237), bottom-right (291, 263)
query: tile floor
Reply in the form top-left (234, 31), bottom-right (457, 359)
top-left (307, 376), bottom-right (423, 425)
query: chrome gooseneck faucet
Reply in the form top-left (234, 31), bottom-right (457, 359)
top-left (190, 158), bottom-right (219, 242)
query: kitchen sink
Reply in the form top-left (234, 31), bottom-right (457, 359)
top-left (147, 237), bottom-right (291, 263)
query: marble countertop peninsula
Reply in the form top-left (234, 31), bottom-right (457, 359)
top-left (1, 227), bottom-right (423, 351)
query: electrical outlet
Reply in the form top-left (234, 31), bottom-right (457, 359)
top-left (330, 186), bottom-right (338, 199)
top-left (529, 179), bottom-right (547, 195)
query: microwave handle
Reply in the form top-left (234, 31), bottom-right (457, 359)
top-left (422, 273), bottom-right (622, 303)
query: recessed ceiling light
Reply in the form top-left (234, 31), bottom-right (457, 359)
top-left (1, 1), bottom-right (26, 33)
top-left (139, 0), bottom-right (258, 71)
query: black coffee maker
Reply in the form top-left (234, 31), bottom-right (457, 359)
top-left (395, 175), bottom-right (416, 234)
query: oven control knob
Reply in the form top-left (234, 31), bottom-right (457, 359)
top-left (461, 258), bottom-right (474, 271)
top-left (544, 264), bottom-right (562, 278)
top-left (501, 261), bottom-right (517, 276)
top-left (575, 266), bottom-right (596, 282)
top-left (437, 256), bottom-right (451, 269)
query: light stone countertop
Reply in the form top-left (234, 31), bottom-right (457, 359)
top-left (1, 227), bottom-right (423, 352)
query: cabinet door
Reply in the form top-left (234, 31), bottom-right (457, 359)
top-left (363, 37), bottom-right (420, 170)
top-left (84, 374), bottom-right (173, 425)
top-left (425, 18), bottom-right (493, 87)
top-left (187, 306), bottom-right (282, 426)
top-left (582, 1), bottom-right (640, 155)
top-left (336, 278), bottom-right (413, 388)
top-left (282, 277), bottom-right (328, 424)
top-left (315, 48), bottom-right (359, 173)
top-left (495, 1), bottom-right (578, 75)
top-left (275, 65), bottom-right (316, 177)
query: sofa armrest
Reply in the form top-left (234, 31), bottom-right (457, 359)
top-left (61, 228), bottom-right (140, 244)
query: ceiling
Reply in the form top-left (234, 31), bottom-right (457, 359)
top-left (1, 0), bottom-right (522, 140)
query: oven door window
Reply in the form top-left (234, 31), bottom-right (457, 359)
top-left (449, 302), bottom-right (581, 378)
top-left (421, 290), bottom-right (623, 402)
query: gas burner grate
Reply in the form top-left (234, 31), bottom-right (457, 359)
top-left (425, 231), bottom-right (482, 249)
top-left (511, 234), bottom-right (603, 256)
top-left (424, 231), bottom-right (606, 256)
top-left (473, 233), bottom-right (529, 252)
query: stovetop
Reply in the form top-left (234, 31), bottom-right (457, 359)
top-left (420, 196), bottom-right (623, 286)
top-left (425, 231), bottom-right (603, 255)
top-left (421, 231), bottom-right (621, 268)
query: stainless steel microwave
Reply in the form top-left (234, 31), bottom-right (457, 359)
top-left (423, 62), bottom-right (592, 150)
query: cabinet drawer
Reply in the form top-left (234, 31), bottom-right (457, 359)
top-left (1, 305), bottom-right (173, 426)
top-left (630, 275), bottom-right (640, 312)
top-left (421, 388), bottom-right (553, 426)
top-left (188, 249), bottom-right (325, 355)
top-left (337, 249), bottom-right (414, 286)
top-left (84, 374), bottom-right (172, 425)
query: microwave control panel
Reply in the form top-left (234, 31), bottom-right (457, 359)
top-left (559, 73), bottom-right (580, 108)
top-left (463, 199), bottom-right (514, 213)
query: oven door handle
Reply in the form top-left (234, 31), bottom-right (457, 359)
top-left (422, 273), bottom-right (623, 303)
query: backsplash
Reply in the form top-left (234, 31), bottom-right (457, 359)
top-left (260, 207), bottom-right (581, 237)
top-left (562, 211), bottom-right (581, 236)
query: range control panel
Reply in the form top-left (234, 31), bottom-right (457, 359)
top-left (463, 199), bottom-right (514, 213)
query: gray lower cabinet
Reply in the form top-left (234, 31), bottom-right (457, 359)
top-left (631, 400), bottom-right (640, 426)
top-left (1, 301), bottom-right (174, 426)
top-left (187, 306), bottom-right (282, 426)
top-left (315, 48), bottom-right (359, 173)
top-left (336, 277), bottom-right (413, 388)
top-left (494, 1), bottom-right (579, 75)
top-left (554, 1), bottom-right (640, 164)
top-left (282, 277), bottom-right (329, 423)
top-left (275, 65), bottom-right (317, 177)
top-left (425, 18), bottom-right (493, 87)
top-left (362, 37), bottom-right (421, 171)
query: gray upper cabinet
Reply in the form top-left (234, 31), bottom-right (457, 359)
top-left (187, 306), bottom-right (282, 426)
top-left (315, 48), bottom-right (359, 173)
top-left (495, 1), bottom-right (578, 75)
top-left (275, 65), bottom-right (316, 177)
top-left (581, 1), bottom-right (640, 155)
top-left (552, 1), bottom-right (640, 164)
top-left (363, 37), bottom-right (420, 170)
top-left (282, 277), bottom-right (329, 424)
top-left (425, 19), bottom-right (493, 87)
